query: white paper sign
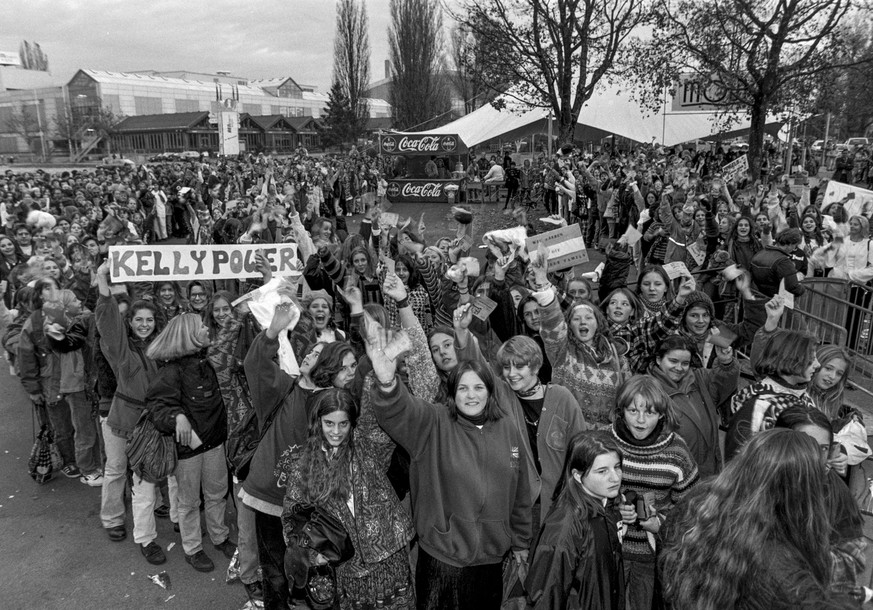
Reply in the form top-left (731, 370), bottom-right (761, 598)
top-left (821, 181), bottom-right (873, 219)
top-left (662, 261), bottom-right (690, 280)
top-left (622, 225), bottom-right (643, 247)
top-left (687, 241), bottom-right (706, 267)
top-left (778, 279), bottom-right (795, 310)
top-left (721, 155), bottom-right (749, 183)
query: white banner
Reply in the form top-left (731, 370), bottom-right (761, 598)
top-left (109, 244), bottom-right (298, 282)
top-left (820, 181), bottom-right (873, 219)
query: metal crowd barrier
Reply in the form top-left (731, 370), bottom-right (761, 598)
top-left (781, 278), bottom-right (873, 398)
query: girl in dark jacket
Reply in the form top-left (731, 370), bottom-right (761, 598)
top-left (526, 432), bottom-right (626, 610)
top-left (148, 313), bottom-right (235, 574)
top-left (660, 429), bottom-right (857, 610)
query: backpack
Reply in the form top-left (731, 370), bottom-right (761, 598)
top-left (126, 409), bottom-right (177, 484)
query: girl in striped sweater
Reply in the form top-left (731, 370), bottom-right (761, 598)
top-left (611, 375), bottom-right (699, 610)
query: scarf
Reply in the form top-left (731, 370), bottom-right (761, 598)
top-left (640, 296), bottom-right (667, 316)
top-left (516, 381), bottom-right (543, 399)
top-left (458, 409), bottom-right (489, 426)
top-left (614, 416), bottom-right (666, 447)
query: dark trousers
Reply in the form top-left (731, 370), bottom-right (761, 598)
top-left (255, 510), bottom-right (290, 610)
top-left (415, 547), bottom-right (502, 610)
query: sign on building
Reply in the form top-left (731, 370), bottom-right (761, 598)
top-left (671, 75), bottom-right (732, 112)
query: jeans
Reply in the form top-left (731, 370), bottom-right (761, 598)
top-left (64, 391), bottom-right (101, 475)
top-left (174, 444), bottom-right (229, 555)
top-left (45, 398), bottom-right (75, 466)
top-left (234, 480), bottom-right (260, 585)
top-left (100, 420), bottom-right (158, 546)
top-left (255, 510), bottom-right (290, 610)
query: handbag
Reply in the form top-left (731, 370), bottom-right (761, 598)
top-left (283, 503), bottom-right (354, 593)
top-left (126, 409), bottom-right (177, 484)
top-left (306, 564), bottom-right (339, 610)
top-left (28, 425), bottom-right (55, 484)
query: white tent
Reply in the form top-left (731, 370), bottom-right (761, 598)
top-left (415, 84), bottom-right (784, 148)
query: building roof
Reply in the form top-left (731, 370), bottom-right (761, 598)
top-left (285, 117), bottom-right (321, 132)
top-left (244, 114), bottom-right (298, 131)
top-left (113, 112), bottom-right (210, 132)
top-left (76, 69), bottom-right (268, 97)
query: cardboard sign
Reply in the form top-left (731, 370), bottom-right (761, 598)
top-left (380, 212), bottom-right (399, 227)
top-left (721, 154), bottom-right (749, 183)
top-left (662, 261), bottom-right (690, 280)
top-left (108, 244), bottom-right (298, 282)
top-left (525, 224), bottom-right (589, 271)
top-left (687, 241), bottom-right (706, 267)
top-left (470, 295), bottom-right (498, 321)
top-left (778, 279), bottom-right (795, 310)
top-left (821, 181), bottom-right (873, 218)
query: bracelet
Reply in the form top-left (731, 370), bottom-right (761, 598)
top-left (396, 297), bottom-right (409, 309)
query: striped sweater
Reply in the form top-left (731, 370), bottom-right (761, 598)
top-left (610, 426), bottom-right (699, 563)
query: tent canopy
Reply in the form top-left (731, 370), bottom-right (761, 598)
top-left (412, 84), bottom-right (784, 149)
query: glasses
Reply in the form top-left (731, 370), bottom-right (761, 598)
top-left (190, 293), bottom-right (206, 300)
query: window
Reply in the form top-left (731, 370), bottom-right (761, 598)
top-left (134, 96), bottom-right (162, 115)
top-left (0, 136), bottom-right (19, 153)
top-left (103, 94), bottom-right (122, 114)
top-left (0, 106), bottom-right (12, 128)
top-left (175, 99), bottom-right (199, 113)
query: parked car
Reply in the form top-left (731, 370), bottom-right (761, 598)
top-left (836, 137), bottom-right (870, 154)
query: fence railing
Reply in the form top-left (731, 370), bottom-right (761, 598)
top-left (781, 278), bottom-right (873, 397)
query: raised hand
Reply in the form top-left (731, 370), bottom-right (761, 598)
top-left (255, 250), bottom-right (273, 283)
top-left (361, 311), bottom-right (397, 385)
top-left (676, 275), bottom-right (697, 301)
top-left (336, 284), bottom-right (364, 314)
top-left (764, 295), bottom-right (785, 330)
top-left (453, 302), bottom-right (474, 332)
top-left (493, 252), bottom-right (516, 282)
top-left (267, 301), bottom-right (301, 339)
top-left (382, 272), bottom-right (408, 302)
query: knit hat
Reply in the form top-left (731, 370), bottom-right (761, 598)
top-left (682, 290), bottom-right (715, 319)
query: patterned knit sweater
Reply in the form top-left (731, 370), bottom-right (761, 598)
top-left (539, 294), bottom-right (630, 428)
top-left (610, 425), bottom-right (699, 563)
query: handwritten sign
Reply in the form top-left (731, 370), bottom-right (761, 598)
top-left (721, 154), bottom-right (749, 183)
top-left (662, 261), bottom-right (690, 280)
top-left (470, 295), bottom-right (498, 321)
top-left (109, 244), bottom-right (298, 283)
top-left (525, 224), bottom-right (589, 271)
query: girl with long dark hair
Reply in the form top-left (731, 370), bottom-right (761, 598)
top-left (280, 388), bottom-right (415, 609)
top-left (660, 429), bottom-right (855, 609)
top-left (525, 432), bottom-right (626, 609)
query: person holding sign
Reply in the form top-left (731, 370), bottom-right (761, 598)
top-left (93, 262), bottom-right (165, 563)
top-left (529, 244), bottom-right (630, 429)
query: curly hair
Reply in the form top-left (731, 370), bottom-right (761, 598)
top-left (296, 388), bottom-right (359, 506)
top-left (659, 429), bottom-right (832, 610)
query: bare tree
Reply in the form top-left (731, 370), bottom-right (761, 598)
top-left (333, 0), bottom-right (370, 141)
top-left (388, 0), bottom-right (451, 130)
top-left (452, 0), bottom-right (651, 145)
top-left (5, 105), bottom-right (44, 157)
top-left (638, 0), bottom-right (868, 178)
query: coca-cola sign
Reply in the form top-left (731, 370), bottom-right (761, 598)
top-left (380, 133), bottom-right (461, 155)
top-left (386, 180), bottom-right (460, 203)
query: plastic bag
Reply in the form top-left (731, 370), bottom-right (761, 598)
top-left (226, 548), bottom-right (241, 583)
top-left (834, 418), bottom-right (872, 466)
top-left (236, 278), bottom-right (302, 377)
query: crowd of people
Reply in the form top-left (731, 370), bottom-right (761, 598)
top-left (1, 141), bottom-right (872, 609)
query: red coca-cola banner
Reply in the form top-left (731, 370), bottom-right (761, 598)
top-left (379, 132), bottom-right (461, 155)
top-left (385, 180), bottom-right (461, 203)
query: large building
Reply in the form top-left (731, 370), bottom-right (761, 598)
top-left (0, 65), bottom-right (391, 158)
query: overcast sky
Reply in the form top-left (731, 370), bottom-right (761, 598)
top-left (1, 0), bottom-right (407, 90)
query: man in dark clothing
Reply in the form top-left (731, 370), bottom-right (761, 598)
top-left (749, 228), bottom-right (805, 298)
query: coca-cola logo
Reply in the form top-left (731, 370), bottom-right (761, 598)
top-left (381, 136), bottom-right (397, 152)
top-left (386, 182), bottom-right (401, 198)
top-left (440, 136), bottom-right (457, 152)
top-left (401, 182), bottom-right (443, 198)
top-left (398, 136), bottom-right (441, 153)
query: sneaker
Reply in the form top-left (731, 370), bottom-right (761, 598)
top-left (141, 541), bottom-right (167, 565)
top-left (79, 473), bottom-right (104, 487)
top-left (61, 464), bottom-right (81, 478)
top-left (185, 550), bottom-right (215, 573)
top-left (213, 538), bottom-right (237, 560)
top-left (106, 525), bottom-right (126, 542)
top-left (244, 581), bottom-right (264, 602)
top-left (154, 504), bottom-right (170, 519)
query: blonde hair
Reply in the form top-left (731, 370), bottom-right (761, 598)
top-left (146, 313), bottom-right (208, 361)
